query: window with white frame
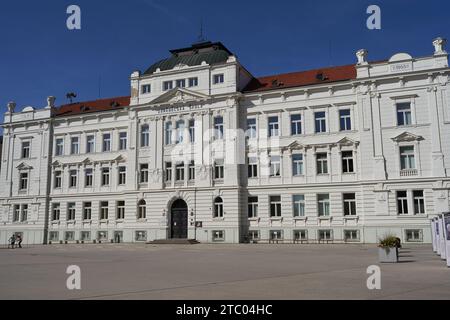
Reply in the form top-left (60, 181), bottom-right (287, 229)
top-left (165, 162), bottom-right (172, 182)
top-left (317, 194), bottom-right (330, 216)
top-left (294, 229), bottom-right (307, 241)
top-left (188, 161), bottom-right (195, 180)
top-left (248, 157), bottom-right (258, 178)
top-left (176, 120), bottom-right (185, 143)
top-left (165, 122), bottom-right (173, 145)
top-left (400, 146), bottom-right (416, 170)
top-left (270, 155), bottom-right (281, 177)
top-left (21, 141), bottom-right (31, 158)
top-left (70, 137), bottom-right (79, 154)
top-left (135, 231), bottom-right (147, 241)
top-left (69, 170), bottom-right (77, 187)
top-left (212, 230), bottom-right (225, 241)
top-left (141, 124), bottom-right (150, 147)
top-left (292, 154), bottom-right (303, 176)
top-left (188, 77), bottom-right (198, 87)
top-left (21, 204), bottom-right (28, 221)
top-left (315, 111), bottom-right (327, 133)
top-left (83, 202), bottom-right (91, 220)
top-left (118, 166), bottom-right (126, 185)
top-left (343, 193), bottom-right (356, 216)
top-left (248, 230), bottom-right (260, 241)
top-left (163, 80), bottom-right (173, 91)
top-left (102, 133), bottom-right (111, 152)
top-left (52, 203), bottom-right (60, 221)
top-left (175, 79), bottom-right (186, 88)
top-left (189, 119), bottom-right (195, 143)
top-left (291, 114), bottom-right (302, 135)
top-left (55, 138), bottom-right (64, 156)
top-left (270, 230), bottom-right (283, 240)
top-left (339, 109), bottom-right (352, 131)
top-left (405, 229), bottom-right (423, 242)
top-left (67, 202), bottom-right (76, 221)
top-left (116, 201), bottom-right (125, 220)
top-left (397, 191), bottom-right (408, 215)
top-left (413, 190), bottom-right (425, 214)
top-left (86, 135), bottom-right (95, 153)
top-left (140, 164), bottom-right (148, 183)
top-left (316, 153), bottom-right (328, 174)
top-left (214, 197), bottom-right (224, 218)
top-left (80, 231), bottom-right (91, 241)
top-left (97, 231), bottom-right (108, 241)
top-left (344, 230), bottom-right (359, 242)
top-left (13, 205), bottom-right (20, 222)
top-left (100, 201), bottom-right (109, 220)
top-left (214, 116), bottom-right (224, 139)
top-left (175, 162), bottom-right (184, 181)
top-left (65, 231), bottom-right (75, 241)
top-left (248, 196), bottom-right (258, 218)
top-left (141, 84), bottom-right (151, 94)
top-left (270, 195), bottom-right (281, 217)
top-left (101, 168), bottom-right (110, 186)
top-left (268, 116), bottom-right (279, 137)
top-left (247, 118), bottom-right (257, 139)
top-left (318, 229), bottom-right (332, 241)
top-left (213, 74), bottom-right (224, 84)
top-left (138, 199), bottom-right (146, 219)
top-left (293, 194), bottom-right (305, 217)
top-left (214, 159), bottom-right (224, 180)
top-left (119, 132), bottom-right (127, 150)
top-left (54, 170), bottom-right (62, 188)
top-left (85, 168), bottom-right (93, 187)
top-left (19, 172), bottom-right (28, 190)
top-left (49, 231), bottom-right (59, 242)
top-left (342, 151), bottom-right (354, 173)
top-left (396, 102), bottom-right (412, 126)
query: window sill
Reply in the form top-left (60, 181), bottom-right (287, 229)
top-left (248, 217), bottom-right (260, 222)
top-left (270, 217), bottom-right (283, 221)
top-left (51, 220), bottom-right (60, 224)
top-left (293, 216), bottom-right (307, 220)
top-left (344, 215), bottom-right (358, 219)
top-left (137, 218), bottom-right (147, 222)
top-left (318, 216), bottom-right (332, 220)
top-left (317, 173), bottom-right (329, 176)
top-left (342, 172), bottom-right (356, 175)
top-left (115, 219), bottom-right (124, 223)
top-left (397, 214), bottom-right (427, 218)
top-left (213, 217), bottom-right (225, 221)
top-left (82, 220), bottom-right (92, 223)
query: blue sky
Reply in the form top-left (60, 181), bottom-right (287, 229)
top-left (0, 0), bottom-right (449, 129)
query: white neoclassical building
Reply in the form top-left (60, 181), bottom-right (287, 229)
top-left (1, 38), bottom-right (450, 245)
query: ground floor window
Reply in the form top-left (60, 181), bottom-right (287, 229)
top-left (344, 230), bottom-right (359, 242)
top-left (135, 231), bottom-right (147, 241)
top-left (405, 229), bottom-right (423, 242)
top-left (248, 230), bottom-right (260, 241)
top-left (97, 231), bottom-right (108, 241)
top-left (212, 230), bottom-right (225, 241)
top-left (270, 230), bottom-right (283, 240)
top-left (49, 231), bottom-right (59, 242)
top-left (318, 229), bottom-right (333, 241)
top-left (80, 231), bottom-right (91, 241)
top-left (294, 230), bottom-right (307, 241)
top-left (64, 231), bottom-right (75, 241)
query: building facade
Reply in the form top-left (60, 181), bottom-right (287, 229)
top-left (1, 39), bottom-right (450, 245)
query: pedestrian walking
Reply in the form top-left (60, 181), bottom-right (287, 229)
top-left (8, 234), bottom-right (16, 249)
top-left (16, 234), bottom-right (23, 248)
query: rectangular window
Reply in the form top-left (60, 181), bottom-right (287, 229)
top-left (97, 231), bottom-right (108, 241)
top-left (270, 196), bottom-right (281, 217)
top-left (83, 202), bottom-right (91, 220)
top-left (315, 111), bottom-right (327, 133)
top-left (176, 162), bottom-right (184, 181)
top-left (65, 231), bottom-right (75, 241)
top-left (292, 154), bottom-right (303, 176)
top-left (176, 120), bottom-right (185, 143)
top-left (316, 153), bottom-right (328, 174)
top-left (214, 117), bottom-right (224, 139)
top-left (413, 190), bottom-right (425, 214)
top-left (268, 116), bottom-right (279, 137)
top-left (188, 161), bottom-right (195, 180)
top-left (189, 119), bottom-right (195, 143)
top-left (101, 168), bottom-right (110, 186)
top-left (85, 168), bottom-right (93, 187)
top-left (54, 171), bottom-right (62, 188)
top-left (52, 203), bottom-right (60, 221)
top-left (118, 166), bottom-right (126, 185)
top-left (165, 162), bottom-right (172, 182)
top-left (21, 141), bottom-right (30, 158)
top-left (248, 230), bottom-right (260, 241)
top-left (49, 231), bottom-right (59, 242)
top-left (21, 204), bottom-right (28, 221)
top-left (86, 135), bottom-right (95, 153)
top-left (339, 109), bottom-right (352, 131)
top-left (270, 155), bottom-right (281, 177)
top-left (344, 230), bottom-right (360, 242)
top-left (318, 229), bottom-right (333, 241)
top-left (214, 159), bottom-right (224, 180)
top-left (397, 191), bottom-right (408, 215)
top-left (140, 164), bottom-right (149, 183)
top-left (213, 74), bottom-right (224, 84)
top-left (100, 202), bottom-right (109, 220)
top-left (119, 132), bottom-right (127, 150)
top-left (247, 118), bottom-right (257, 139)
top-left (67, 202), bottom-right (76, 221)
top-left (80, 231), bottom-right (91, 241)
top-left (141, 84), bottom-right (151, 94)
top-left (293, 195), bottom-right (305, 217)
top-left (141, 125), bottom-right (150, 147)
top-left (135, 231), bottom-right (147, 241)
top-left (69, 170), bottom-right (77, 188)
top-left (70, 137), bottom-right (79, 154)
top-left (405, 229), bottom-right (423, 242)
top-left (188, 77), bottom-right (198, 87)
top-left (163, 81), bottom-right (173, 91)
top-left (212, 230), bottom-right (225, 241)
top-left (248, 157), bottom-right (258, 178)
top-left (342, 151), bottom-right (354, 173)
top-left (294, 230), bottom-right (307, 241)
top-left (20, 172), bottom-right (28, 190)
top-left (397, 103), bottom-right (412, 126)
top-left (248, 196), bottom-right (258, 218)
top-left (317, 194), bottom-right (330, 216)
top-left (55, 138), bottom-right (64, 156)
top-left (343, 193), bottom-right (356, 216)
top-left (102, 133), bottom-right (111, 152)
top-left (175, 79), bottom-right (186, 88)
top-left (270, 230), bottom-right (283, 240)
top-left (165, 122), bottom-right (173, 145)
top-left (400, 146), bottom-right (415, 170)
top-left (290, 114), bottom-right (302, 135)
top-left (13, 205), bottom-right (20, 222)
top-left (116, 201), bottom-right (125, 220)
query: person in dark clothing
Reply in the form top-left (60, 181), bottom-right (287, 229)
top-left (8, 234), bottom-right (16, 249)
top-left (16, 234), bottom-right (22, 248)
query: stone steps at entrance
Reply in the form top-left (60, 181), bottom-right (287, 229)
top-left (146, 239), bottom-right (200, 245)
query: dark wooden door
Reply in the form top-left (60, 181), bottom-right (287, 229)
top-left (170, 200), bottom-right (188, 239)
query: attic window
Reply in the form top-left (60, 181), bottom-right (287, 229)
top-left (271, 79), bottom-right (284, 87)
top-left (110, 101), bottom-right (120, 107)
top-left (80, 105), bottom-right (90, 112)
top-left (316, 72), bottom-right (328, 81)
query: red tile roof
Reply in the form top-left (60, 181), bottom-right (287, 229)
top-left (53, 96), bottom-right (130, 117)
top-left (243, 64), bottom-right (356, 93)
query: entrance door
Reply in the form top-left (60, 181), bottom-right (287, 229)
top-left (170, 199), bottom-right (188, 239)
top-left (114, 231), bottom-right (123, 243)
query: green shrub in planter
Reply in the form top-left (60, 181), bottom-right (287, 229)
top-left (378, 234), bottom-right (399, 263)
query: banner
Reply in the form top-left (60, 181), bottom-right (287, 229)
top-left (439, 214), bottom-right (446, 260)
top-left (444, 213), bottom-right (450, 267)
top-left (431, 218), bottom-right (437, 253)
top-left (436, 218), bottom-right (441, 255)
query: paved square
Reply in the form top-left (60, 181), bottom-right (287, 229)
top-left (0, 243), bottom-right (449, 299)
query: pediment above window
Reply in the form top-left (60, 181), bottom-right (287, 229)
top-left (113, 155), bottom-right (127, 163)
top-left (336, 137), bottom-right (359, 146)
top-left (16, 162), bottom-right (33, 170)
top-left (283, 141), bottom-right (306, 151)
top-left (150, 88), bottom-right (209, 105)
top-left (81, 158), bottom-right (92, 165)
top-left (51, 160), bottom-right (62, 167)
top-left (391, 132), bottom-right (423, 142)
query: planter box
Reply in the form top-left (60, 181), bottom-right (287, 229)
top-left (379, 247), bottom-right (398, 263)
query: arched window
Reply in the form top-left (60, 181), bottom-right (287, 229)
top-left (213, 197), bottom-right (223, 218)
top-left (138, 199), bottom-right (146, 219)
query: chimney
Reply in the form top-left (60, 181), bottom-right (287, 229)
top-left (433, 37), bottom-right (447, 55)
top-left (356, 49), bottom-right (368, 65)
top-left (7, 101), bottom-right (16, 113)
